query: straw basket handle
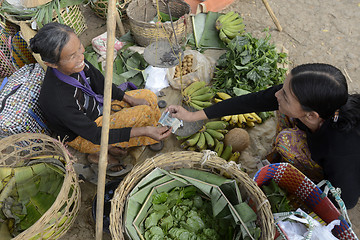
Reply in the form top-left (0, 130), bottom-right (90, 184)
top-left (317, 180), bottom-right (352, 226)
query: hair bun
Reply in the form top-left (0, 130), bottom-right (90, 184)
top-left (29, 37), bottom-right (39, 53)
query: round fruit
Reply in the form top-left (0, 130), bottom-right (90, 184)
top-left (224, 128), bottom-right (250, 152)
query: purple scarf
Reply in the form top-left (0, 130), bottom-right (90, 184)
top-left (52, 68), bottom-right (104, 105)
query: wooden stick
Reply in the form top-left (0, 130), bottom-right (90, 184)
top-left (95, 0), bottom-right (117, 239)
top-left (261, 0), bottom-right (283, 32)
top-left (115, 10), bottom-right (126, 36)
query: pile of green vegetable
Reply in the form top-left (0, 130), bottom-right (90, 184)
top-left (84, 45), bottom-right (148, 88)
top-left (261, 179), bottom-right (291, 213)
top-left (213, 32), bottom-right (288, 96)
top-left (144, 186), bottom-right (232, 240)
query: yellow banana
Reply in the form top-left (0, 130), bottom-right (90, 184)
top-left (221, 144), bottom-right (233, 161)
top-left (185, 132), bottom-right (201, 146)
top-left (196, 132), bottom-right (206, 150)
top-left (191, 100), bottom-right (213, 108)
top-left (203, 131), bottom-right (215, 149)
top-left (238, 114), bottom-right (247, 128)
top-left (187, 146), bottom-right (197, 151)
top-left (214, 98), bottom-right (223, 103)
top-left (246, 120), bottom-right (255, 127)
top-left (244, 113), bottom-right (257, 122)
top-left (230, 114), bottom-right (239, 125)
top-left (214, 141), bottom-right (224, 156)
top-left (250, 112), bottom-right (262, 124)
top-left (191, 93), bottom-right (215, 101)
top-left (191, 86), bottom-right (211, 97)
top-left (206, 128), bottom-right (225, 141)
top-left (221, 115), bottom-right (232, 122)
top-left (216, 92), bottom-right (232, 100)
top-left (216, 129), bottom-right (229, 134)
top-left (184, 81), bottom-right (206, 96)
top-left (205, 121), bottom-right (227, 130)
top-left (228, 151), bottom-right (241, 163)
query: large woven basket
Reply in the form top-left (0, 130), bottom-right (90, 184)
top-left (254, 163), bottom-right (358, 240)
top-left (1, 4), bottom-right (87, 36)
top-left (0, 133), bottom-right (81, 240)
top-left (110, 151), bottom-right (275, 240)
top-left (89, 0), bottom-right (131, 20)
top-left (126, 0), bottom-right (190, 46)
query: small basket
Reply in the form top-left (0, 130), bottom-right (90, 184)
top-left (126, 0), bottom-right (190, 47)
top-left (110, 151), bottom-right (275, 240)
top-left (254, 163), bottom-right (358, 240)
top-left (0, 133), bottom-right (81, 240)
top-left (89, 0), bottom-right (131, 20)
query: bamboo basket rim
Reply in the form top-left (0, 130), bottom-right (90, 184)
top-left (109, 150), bottom-right (275, 240)
top-left (0, 133), bottom-right (81, 239)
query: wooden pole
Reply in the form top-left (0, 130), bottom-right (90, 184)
top-left (95, 0), bottom-right (117, 238)
top-left (261, 0), bottom-right (283, 32)
top-left (115, 11), bottom-right (126, 36)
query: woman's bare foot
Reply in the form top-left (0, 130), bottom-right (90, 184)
top-left (108, 146), bottom-right (127, 156)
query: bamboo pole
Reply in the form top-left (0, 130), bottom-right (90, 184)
top-left (115, 11), bottom-right (126, 36)
top-left (261, 0), bottom-right (282, 32)
top-left (95, 0), bottom-right (117, 238)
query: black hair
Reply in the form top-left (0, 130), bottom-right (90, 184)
top-left (290, 63), bottom-right (360, 132)
top-left (29, 22), bottom-right (74, 64)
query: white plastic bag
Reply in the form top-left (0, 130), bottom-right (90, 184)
top-left (144, 66), bottom-right (169, 95)
top-left (166, 49), bottom-right (215, 90)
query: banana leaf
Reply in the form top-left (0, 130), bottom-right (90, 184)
top-left (124, 168), bottom-right (259, 240)
top-left (0, 162), bottom-right (64, 235)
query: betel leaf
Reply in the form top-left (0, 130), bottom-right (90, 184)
top-left (152, 192), bottom-right (168, 204)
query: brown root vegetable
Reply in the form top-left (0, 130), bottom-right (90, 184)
top-left (224, 128), bottom-right (250, 152)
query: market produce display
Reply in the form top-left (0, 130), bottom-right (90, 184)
top-left (215, 11), bottom-right (245, 44)
top-left (124, 168), bottom-right (261, 240)
top-left (182, 81), bottom-right (214, 110)
top-left (213, 33), bottom-right (287, 96)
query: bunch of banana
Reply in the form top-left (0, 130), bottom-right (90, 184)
top-left (215, 92), bottom-right (262, 128)
top-left (177, 120), bottom-right (229, 152)
top-left (182, 81), bottom-right (214, 110)
top-left (216, 11), bottom-right (245, 44)
top-left (213, 141), bottom-right (241, 162)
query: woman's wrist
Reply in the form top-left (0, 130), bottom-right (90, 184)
top-left (130, 126), bottom-right (149, 138)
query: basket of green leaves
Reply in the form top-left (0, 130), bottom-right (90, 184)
top-left (0, 133), bottom-right (80, 239)
top-left (110, 151), bottom-right (275, 240)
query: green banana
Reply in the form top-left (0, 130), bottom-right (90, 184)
top-left (196, 132), bottom-right (206, 150)
top-left (206, 128), bottom-right (224, 141)
top-left (203, 131), bottom-right (215, 149)
top-left (214, 141), bottom-right (224, 156)
top-left (221, 12), bottom-right (239, 26)
top-left (190, 100), bottom-right (213, 108)
top-left (205, 121), bottom-right (227, 130)
top-left (187, 146), bottom-right (197, 151)
top-left (229, 18), bottom-right (243, 25)
top-left (221, 144), bottom-right (233, 161)
top-left (219, 29), bottom-right (231, 44)
top-left (185, 132), bottom-right (201, 146)
top-left (191, 93), bottom-right (215, 101)
top-left (184, 81), bottom-right (206, 96)
top-left (180, 141), bottom-right (189, 149)
top-left (191, 86), bottom-right (211, 97)
top-left (189, 102), bottom-right (204, 111)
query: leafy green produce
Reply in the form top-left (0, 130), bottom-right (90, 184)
top-left (261, 179), bottom-right (291, 213)
top-left (84, 45), bottom-right (148, 88)
top-left (153, 12), bottom-right (179, 22)
top-left (143, 186), bottom-right (233, 240)
top-left (213, 31), bottom-right (287, 96)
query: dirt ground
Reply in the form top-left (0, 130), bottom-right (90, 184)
top-left (59, 0), bottom-right (360, 239)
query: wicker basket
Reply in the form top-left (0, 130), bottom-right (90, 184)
top-left (1, 4), bottom-right (87, 36)
top-left (0, 133), bottom-right (81, 240)
top-left (110, 151), bottom-right (275, 240)
top-left (126, 0), bottom-right (190, 47)
top-left (89, 0), bottom-right (131, 20)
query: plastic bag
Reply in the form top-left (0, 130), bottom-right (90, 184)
top-left (166, 49), bottom-right (215, 90)
top-left (144, 66), bottom-right (169, 95)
